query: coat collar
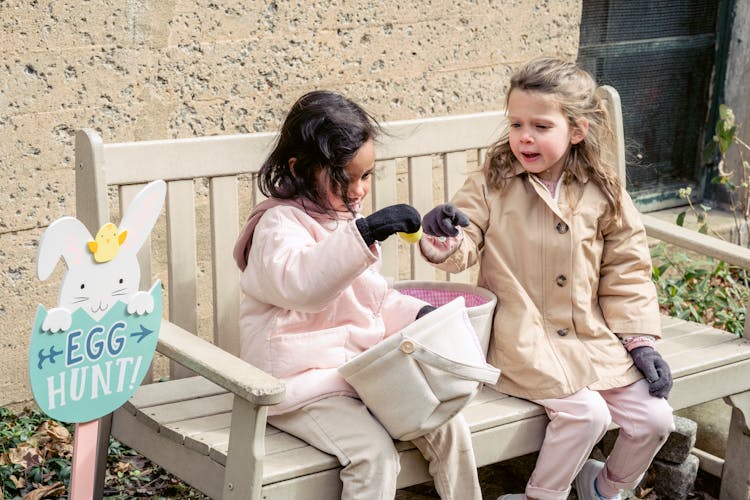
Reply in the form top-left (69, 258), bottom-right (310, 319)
top-left (506, 160), bottom-right (590, 184)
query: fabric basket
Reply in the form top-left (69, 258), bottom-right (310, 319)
top-left (394, 280), bottom-right (497, 355)
top-left (338, 294), bottom-right (500, 441)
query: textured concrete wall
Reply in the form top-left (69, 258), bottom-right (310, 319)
top-left (0, 0), bottom-right (583, 408)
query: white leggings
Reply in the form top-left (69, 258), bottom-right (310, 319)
top-left (268, 395), bottom-right (481, 500)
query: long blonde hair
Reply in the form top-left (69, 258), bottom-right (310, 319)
top-left (485, 57), bottom-right (623, 223)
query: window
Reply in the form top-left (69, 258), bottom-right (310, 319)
top-left (578, 0), bottom-right (732, 211)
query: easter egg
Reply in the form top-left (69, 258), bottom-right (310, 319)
top-left (398, 226), bottom-right (423, 244)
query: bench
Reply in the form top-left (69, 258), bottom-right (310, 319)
top-left (74, 86), bottom-right (750, 499)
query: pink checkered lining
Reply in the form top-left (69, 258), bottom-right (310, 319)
top-left (399, 288), bottom-right (490, 308)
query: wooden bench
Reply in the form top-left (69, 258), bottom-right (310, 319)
top-left (74, 86), bottom-right (750, 499)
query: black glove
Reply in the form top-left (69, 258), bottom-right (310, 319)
top-left (416, 305), bottom-right (436, 319)
top-left (356, 204), bottom-right (421, 246)
top-left (630, 346), bottom-right (673, 399)
top-left (422, 203), bottom-right (470, 238)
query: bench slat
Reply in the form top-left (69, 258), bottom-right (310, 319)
top-left (209, 175), bottom-right (241, 354)
top-left (166, 179), bottom-right (199, 379)
top-left (372, 159), bottom-right (398, 278)
top-left (120, 184), bottom-right (154, 291)
top-left (103, 133), bottom-right (276, 185)
top-left (260, 444), bottom-right (340, 485)
top-left (160, 411), bottom-right (232, 444)
top-left (464, 390), bottom-right (545, 434)
top-left (409, 155), bottom-right (436, 280)
top-left (666, 339), bottom-right (750, 379)
top-left (661, 318), bottom-right (715, 338)
top-left (669, 358), bottom-right (750, 411)
top-left (124, 376), bottom-right (226, 413)
top-left (200, 427), bottom-right (310, 462)
top-left (658, 328), bottom-right (740, 357)
top-left (444, 150), bottom-right (470, 283)
top-left (137, 393), bottom-right (234, 431)
top-left (376, 112), bottom-right (505, 160)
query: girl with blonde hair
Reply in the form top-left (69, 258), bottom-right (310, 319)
top-left (420, 57), bottom-right (675, 500)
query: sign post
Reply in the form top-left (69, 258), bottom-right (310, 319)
top-left (30, 180), bottom-right (166, 498)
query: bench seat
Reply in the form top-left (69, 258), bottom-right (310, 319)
top-left (111, 314), bottom-right (750, 499)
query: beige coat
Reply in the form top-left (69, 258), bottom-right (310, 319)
top-left (433, 167), bottom-right (659, 400)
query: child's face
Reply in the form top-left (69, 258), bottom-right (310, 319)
top-left (507, 89), bottom-right (587, 182)
top-left (318, 138), bottom-right (375, 213)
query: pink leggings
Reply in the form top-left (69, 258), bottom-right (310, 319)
top-left (525, 379), bottom-right (675, 500)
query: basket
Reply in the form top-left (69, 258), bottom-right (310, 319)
top-left (394, 280), bottom-right (497, 355)
top-left (339, 284), bottom-right (500, 440)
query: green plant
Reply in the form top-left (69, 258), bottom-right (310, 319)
top-left (651, 243), bottom-right (748, 336)
top-left (678, 104), bottom-right (750, 244)
top-left (659, 104), bottom-right (750, 336)
top-left (0, 407), bottom-right (208, 499)
top-left (711, 104), bottom-right (750, 237)
top-left (0, 406), bottom-right (72, 499)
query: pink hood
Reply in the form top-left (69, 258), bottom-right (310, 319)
top-left (234, 197), bottom-right (348, 271)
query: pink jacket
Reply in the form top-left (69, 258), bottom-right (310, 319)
top-left (237, 201), bottom-right (427, 415)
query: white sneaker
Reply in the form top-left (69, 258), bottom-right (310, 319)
top-left (497, 495), bottom-right (525, 500)
top-left (574, 459), bottom-right (622, 500)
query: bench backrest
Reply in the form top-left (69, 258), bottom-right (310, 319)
top-left (74, 86), bottom-right (624, 380)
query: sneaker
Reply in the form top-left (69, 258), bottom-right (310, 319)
top-left (497, 495), bottom-right (525, 500)
top-left (574, 459), bottom-right (622, 500)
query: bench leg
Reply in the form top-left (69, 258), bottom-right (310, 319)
top-left (721, 391), bottom-right (750, 500)
top-left (223, 396), bottom-right (268, 500)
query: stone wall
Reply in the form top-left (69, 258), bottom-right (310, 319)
top-left (0, 0), bottom-right (583, 408)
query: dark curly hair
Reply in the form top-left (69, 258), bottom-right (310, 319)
top-left (258, 90), bottom-right (379, 214)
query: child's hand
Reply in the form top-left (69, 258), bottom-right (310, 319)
top-left (629, 346), bottom-right (673, 398)
top-left (356, 204), bottom-right (421, 246)
top-left (422, 203), bottom-right (469, 238)
top-left (415, 304), bottom-right (437, 319)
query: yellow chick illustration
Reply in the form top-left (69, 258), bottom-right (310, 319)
top-left (87, 222), bottom-right (128, 263)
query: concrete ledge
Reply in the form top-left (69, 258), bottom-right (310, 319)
top-left (692, 447), bottom-right (725, 478)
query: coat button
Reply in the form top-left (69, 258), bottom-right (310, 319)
top-left (400, 340), bottom-right (415, 354)
top-left (556, 274), bottom-right (567, 287)
top-left (556, 222), bottom-right (568, 234)
top-left (557, 328), bottom-right (569, 336)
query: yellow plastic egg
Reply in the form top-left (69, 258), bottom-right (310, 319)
top-left (397, 227), bottom-right (423, 244)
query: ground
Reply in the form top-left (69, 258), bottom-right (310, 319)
top-left (396, 453), bottom-right (721, 499)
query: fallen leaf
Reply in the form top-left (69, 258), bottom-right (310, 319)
top-left (638, 486), bottom-right (654, 498)
top-left (113, 461), bottom-right (133, 474)
top-left (39, 421), bottom-right (71, 443)
top-left (22, 481), bottom-right (65, 500)
top-left (10, 474), bottom-right (26, 489)
top-left (8, 443), bottom-right (42, 468)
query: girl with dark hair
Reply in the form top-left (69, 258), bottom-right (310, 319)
top-left (233, 90), bottom-right (481, 499)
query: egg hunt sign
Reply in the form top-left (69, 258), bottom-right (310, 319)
top-left (28, 283), bottom-right (161, 424)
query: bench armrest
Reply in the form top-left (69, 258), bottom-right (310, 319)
top-left (642, 213), bottom-right (750, 271)
top-left (157, 319), bottom-right (285, 406)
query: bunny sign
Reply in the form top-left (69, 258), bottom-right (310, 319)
top-left (30, 180), bottom-right (166, 423)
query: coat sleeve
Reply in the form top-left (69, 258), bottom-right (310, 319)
top-left (241, 207), bottom-right (378, 312)
top-left (598, 190), bottom-right (662, 338)
top-left (428, 173), bottom-right (491, 273)
top-left (380, 288), bottom-right (430, 336)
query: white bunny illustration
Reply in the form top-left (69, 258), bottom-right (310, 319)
top-left (37, 180), bottom-right (167, 332)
